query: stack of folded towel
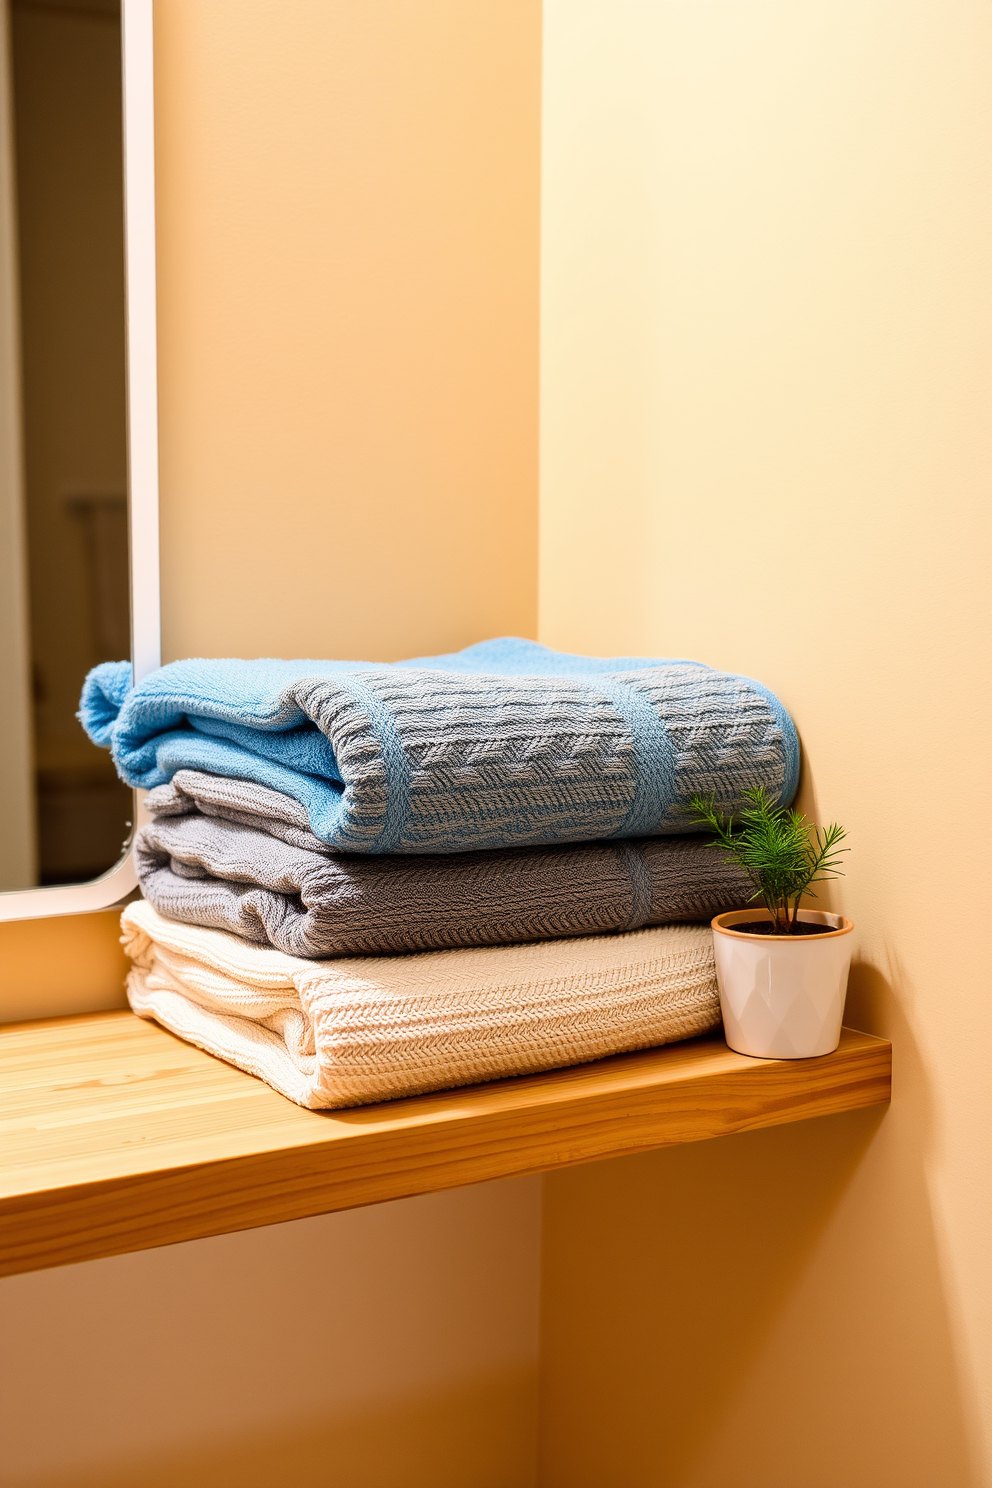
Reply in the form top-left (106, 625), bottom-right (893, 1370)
top-left (82, 638), bottom-right (798, 1109)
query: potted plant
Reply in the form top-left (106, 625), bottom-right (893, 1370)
top-left (688, 788), bottom-right (852, 1059)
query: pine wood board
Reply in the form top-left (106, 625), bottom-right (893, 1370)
top-left (0, 1011), bottom-right (890, 1277)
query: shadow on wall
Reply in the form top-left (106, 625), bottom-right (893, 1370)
top-left (5, 1372), bottom-right (536, 1488)
top-left (0, 1178), bottom-right (541, 1488)
top-left (538, 988), bottom-right (977, 1488)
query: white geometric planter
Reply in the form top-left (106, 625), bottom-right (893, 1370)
top-left (712, 909), bottom-right (854, 1059)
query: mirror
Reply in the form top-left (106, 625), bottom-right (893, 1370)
top-left (0, 0), bottom-right (158, 914)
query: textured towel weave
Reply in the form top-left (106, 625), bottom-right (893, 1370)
top-left (136, 770), bottom-right (753, 957)
top-left (122, 900), bottom-right (722, 1110)
top-left (81, 638), bottom-right (798, 854)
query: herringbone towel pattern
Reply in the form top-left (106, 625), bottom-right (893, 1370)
top-left (122, 900), bottom-right (722, 1110)
top-left (82, 637), bottom-right (798, 853)
top-left (136, 769), bottom-right (754, 957)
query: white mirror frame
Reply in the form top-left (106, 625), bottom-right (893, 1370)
top-left (0, 0), bottom-right (160, 922)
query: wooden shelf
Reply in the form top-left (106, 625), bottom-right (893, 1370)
top-left (0, 1012), bottom-right (890, 1278)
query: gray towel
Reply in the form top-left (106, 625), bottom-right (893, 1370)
top-left (136, 770), bottom-right (753, 959)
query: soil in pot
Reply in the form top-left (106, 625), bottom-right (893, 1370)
top-left (733, 920), bottom-right (842, 937)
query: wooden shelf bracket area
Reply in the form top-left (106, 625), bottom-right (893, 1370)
top-left (0, 1012), bottom-right (891, 1278)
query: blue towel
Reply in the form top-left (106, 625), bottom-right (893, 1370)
top-left (80, 638), bottom-right (799, 854)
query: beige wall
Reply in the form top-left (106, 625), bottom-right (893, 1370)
top-left (155, 0), bottom-right (538, 663)
top-left (0, 1177), bottom-right (541, 1488)
top-left (1, 2), bottom-right (543, 1484)
top-left (538, 3), bottom-right (991, 1485)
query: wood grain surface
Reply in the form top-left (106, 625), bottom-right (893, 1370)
top-left (0, 1012), bottom-right (891, 1277)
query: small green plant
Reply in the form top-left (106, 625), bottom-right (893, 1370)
top-left (688, 786), bottom-right (848, 935)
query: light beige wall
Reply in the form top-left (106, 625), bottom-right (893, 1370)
top-left (538, 3), bottom-right (991, 1486)
top-left (155, 0), bottom-right (539, 663)
top-left (0, 1177), bottom-right (541, 1488)
top-left (1, 2), bottom-right (543, 1483)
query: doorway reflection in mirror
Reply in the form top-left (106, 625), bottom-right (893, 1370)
top-left (0, 0), bottom-right (131, 891)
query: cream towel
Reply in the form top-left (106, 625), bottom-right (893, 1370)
top-left (122, 901), bottom-right (721, 1110)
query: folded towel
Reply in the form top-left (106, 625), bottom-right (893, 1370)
top-left (136, 769), bottom-right (753, 958)
top-left (122, 900), bottom-right (722, 1109)
top-left (82, 637), bottom-right (798, 854)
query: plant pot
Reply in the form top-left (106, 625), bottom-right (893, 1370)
top-left (711, 909), bottom-right (854, 1059)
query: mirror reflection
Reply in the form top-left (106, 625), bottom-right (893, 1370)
top-left (0, 0), bottom-right (131, 891)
